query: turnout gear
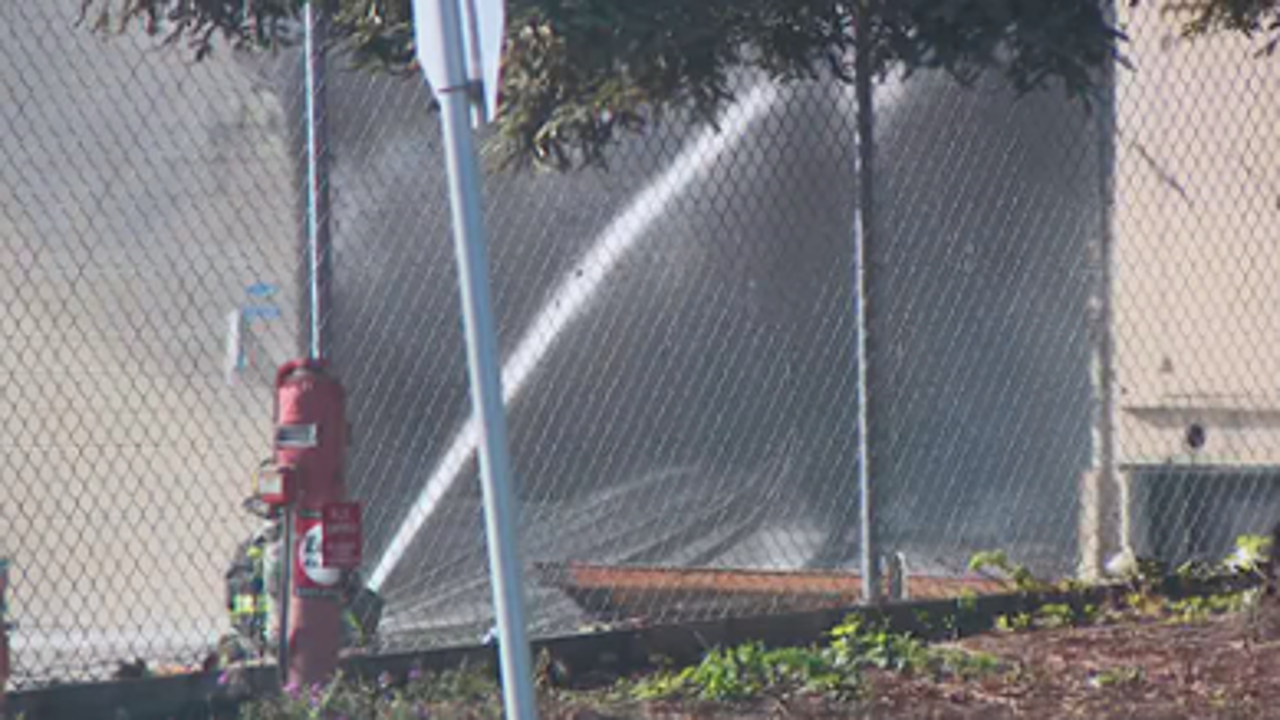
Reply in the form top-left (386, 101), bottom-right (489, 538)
top-left (225, 494), bottom-right (382, 656)
top-left (225, 518), bottom-right (278, 653)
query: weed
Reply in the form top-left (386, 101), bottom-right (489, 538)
top-left (1034, 603), bottom-right (1075, 629)
top-left (1165, 592), bottom-right (1246, 623)
top-left (1176, 559), bottom-right (1216, 581)
top-left (627, 614), bottom-right (1006, 704)
top-left (969, 550), bottom-right (1049, 593)
top-left (630, 641), bottom-right (857, 702)
top-left (1225, 533), bottom-right (1272, 575)
top-left (992, 601), bottom-right (1101, 633)
top-left (1087, 665), bottom-right (1144, 689)
top-left (996, 612), bottom-right (1033, 633)
top-left (930, 647), bottom-right (1006, 681)
top-left (829, 616), bottom-right (930, 673)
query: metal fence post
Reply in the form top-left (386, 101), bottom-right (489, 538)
top-left (1081, 0), bottom-right (1122, 580)
top-left (855, 4), bottom-right (881, 603)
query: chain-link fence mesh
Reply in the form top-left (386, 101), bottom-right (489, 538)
top-left (0, 1), bottom-right (305, 686)
top-left (1, 0), bottom-right (1278, 691)
top-left (1112, 3), bottom-right (1280, 567)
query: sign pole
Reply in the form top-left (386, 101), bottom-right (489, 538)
top-left (415, 0), bottom-right (537, 718)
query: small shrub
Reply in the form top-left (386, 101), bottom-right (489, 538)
top-left (1165, 591), bottom-right (1247, 624)
top-left (828, 616), bottom-right (930, 674)
top-left (630, 641), bottom-right (857, 702)
top-left (1087, 665), bottom-right (1144, 689)
top-left (969, 551), bottom-right (1049, 593)
top-left (996, 612), bottom-right (1033, 633)
top-left (1225, 533), bottom-right (1272, 575)
top-left (627, 614), bottom-right (1002, 704)
top-left (930, 647), bottom-right (1006, 681)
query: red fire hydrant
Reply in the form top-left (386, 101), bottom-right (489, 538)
top-left (274, 359), bottom-right (348, 687)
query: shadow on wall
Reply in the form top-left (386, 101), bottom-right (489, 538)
top-left (260, 53), bottom-right (1099, 640)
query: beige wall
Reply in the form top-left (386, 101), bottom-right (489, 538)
top-left (1115, 2), bottom-right (1280, 465)
top-left (0, 2), bottom-right (299, 680)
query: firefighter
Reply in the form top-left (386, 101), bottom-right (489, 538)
top-left (225, 511), bottom-right (277, 657)
top-left (227, 495), bottom-right (382, 656)
top-left (341, 571), bottom-right (385, 651)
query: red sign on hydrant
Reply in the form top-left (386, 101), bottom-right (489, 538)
top-left (321, 502), bottom-right (362, 569)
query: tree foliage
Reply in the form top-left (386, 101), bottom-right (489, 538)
top-left (1170, 0), bottom-right (1280, 51)
top-left (78, 1), bottom-right (1141, 168)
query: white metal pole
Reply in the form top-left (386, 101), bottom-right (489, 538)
top-left (423, 0), bottom-right (538, 717)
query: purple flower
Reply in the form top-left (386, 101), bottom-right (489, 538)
top-left (284, 681), bottom-right (301, 699)
top-left (408, 667), bottom-right (424, 682)
top-left (216, 671), bottom-right (230, 687)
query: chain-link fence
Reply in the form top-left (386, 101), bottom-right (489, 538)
top-left (1111, 4), bottom-right (1280, 568)
top-left (1, 0), bottom-right (1278, 691)
top-left (1, 1), bottom-right (302, 685)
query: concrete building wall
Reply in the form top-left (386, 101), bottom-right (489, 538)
top-left (1116, 3), bottom-right (1280, 467)
top-left (0, 2), bottom-right (298, 679)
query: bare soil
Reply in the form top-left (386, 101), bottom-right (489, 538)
top-left (543, 610), bottom-right (1280, 719)
top-left (863, 614), bottom-right (1280, 719)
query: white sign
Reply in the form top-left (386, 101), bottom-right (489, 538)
top-left (225, 309), bottom-right (245, 386)
top-left (412, 0), bottom-right (506, 124)
top-left (299, 524), bottom-right (342, 587)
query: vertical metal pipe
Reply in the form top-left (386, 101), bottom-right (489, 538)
top-left (304, 0), bottom-right (333, 362)
top-left (854, 4), bottom-right (881, 603)
top-left (277, 506), bottom-right (293, 683)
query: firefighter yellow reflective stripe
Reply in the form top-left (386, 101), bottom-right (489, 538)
top-left (231, 594), bottom-right (261, 615)
top-left (343, 610), bottom-right (365, 646)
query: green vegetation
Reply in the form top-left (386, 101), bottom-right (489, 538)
top-left (993, 602), bottom-right (1098, 633)
top-left (78, 0), bottom-right (1129, 170)
top-left (1087, 664), bottom-right (1143, 690)
top-left (233, 615), bottom-right (1009, 717)
top-left (627, 614), bottom-right (1004, 703)
top-left (231, 533), bottom-right (1273, 717)
top-left (968, 550), bottom-right (1052, 593)
top-left (978, 533), bottom-right (1272, 633)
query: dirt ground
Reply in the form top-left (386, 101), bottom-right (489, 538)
top-left (541, 611), bottom-right (1280, 719)
top-left (862, 614), bottom-right (1280, 719)
top-left (230, 581), bottom-right (1280, 719)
